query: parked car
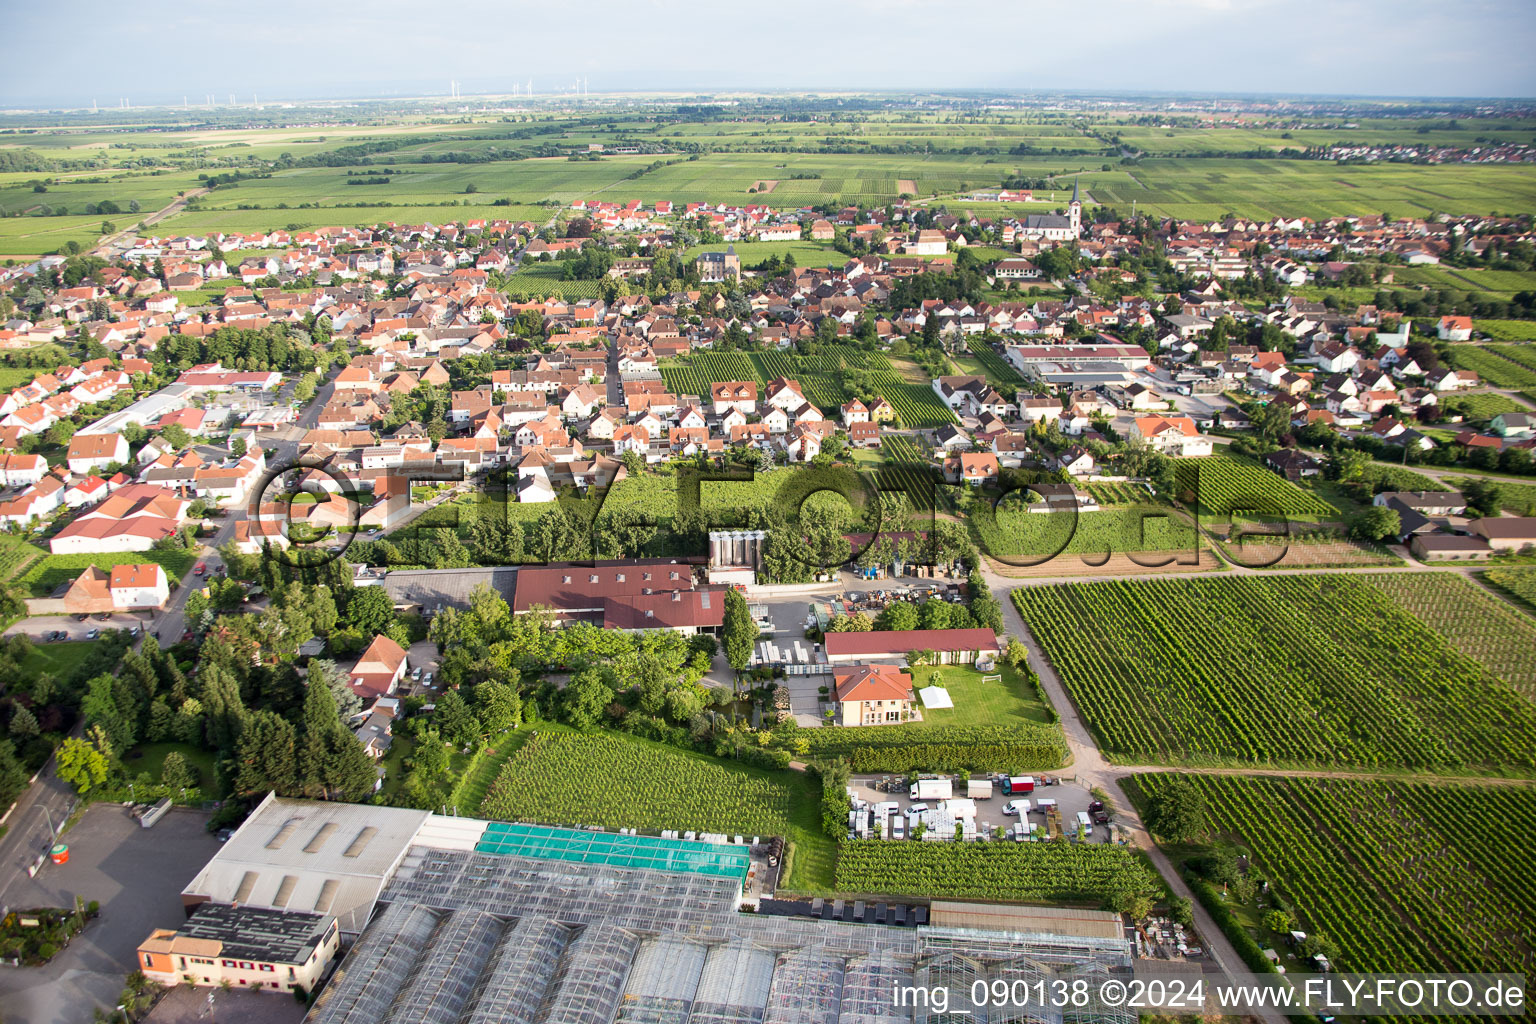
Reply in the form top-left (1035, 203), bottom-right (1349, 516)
top-left (193, 563), bottom-right (207, 576)
top-left (85, 629), bottom-right (99, 640)
top-left (412, 666), bottom-right (423, 681)
top-left (75, 613), bottom-right (89, 622)
top-left (423, 672), bottom-right (434, 687)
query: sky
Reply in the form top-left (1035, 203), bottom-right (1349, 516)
top-left (2, 0), bottom-right (1534, 107)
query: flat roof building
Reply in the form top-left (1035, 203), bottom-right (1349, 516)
top-left (138, 902), bottom-right (339, 995)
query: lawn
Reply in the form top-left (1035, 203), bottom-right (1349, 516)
top-left (121, 742), bottom-right (219, 792)
top-left (18, 641), bottom-right (98, 683)
top-left (910, 662), bottom-right (1054, 728)
top-left (1013, 573), bottom-right (1536, 772)
top-left (475, 725), bottom-right (836, 892)
top-left (20, 548), bottom-right (197, 597)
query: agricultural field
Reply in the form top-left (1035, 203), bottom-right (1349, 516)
top-left (797, 723), bottom-right (1068, 774)
top-left (0, 533), bottom-right (47, 584)
top-left (1363, 573), bottom-right (1536, 700)
top-left (963, 337), bottom-right (1026, 391)
top-left (1447, 345), bottom-right (1536, 389)
top-left (476, 730), bottom-right (834, 890)
top-left (970, 500), bottom-right (1201, 563)
top-left (1173, 456), bottom-right (1340, 519)
top-left (1444, 391), bottom-right (1530, 421)
top-left (834, 840), bottom-right (1163, 910)
top-left (1486, 343), bottom-right (1536, 373)
top-left (1483, 566), bottom-right (1536, 613)
top-left (682, 240), bottom-right (844, 269)
top-left (499, 263), bottom-right (604, 300)
top-left (1476, 320), bottom-right (1536, 342)
top-left (661, 346), bottom-right (955, 428)
top-left (1214, 532), bottom-right (1401, 569)
top-left (1086, 481), bottom-right (1155, 505)
top-left (1089, 158), bottom-right (1536, 222)
top-left (1131, 774), bottom-right (1536, 978)
top-left (1012, 574), bottom-right (1536, 771)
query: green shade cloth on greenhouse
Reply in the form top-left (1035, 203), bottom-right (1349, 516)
top-left (475, 822), bottom-right (751, 880)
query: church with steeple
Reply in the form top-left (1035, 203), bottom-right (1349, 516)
top-left (1016, 177), bottom-right (1082, 242)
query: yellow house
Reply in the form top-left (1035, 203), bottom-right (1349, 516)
top-left (867, 397), bottom-right (897, 423)
top-left (833, 664), bottom-right (915, 727)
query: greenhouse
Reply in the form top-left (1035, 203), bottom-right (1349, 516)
top-left (305, 840), bottom-right (1134, 1024)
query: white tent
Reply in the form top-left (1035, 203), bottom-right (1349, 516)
top-left (918, 686), bottom-right (954, 709)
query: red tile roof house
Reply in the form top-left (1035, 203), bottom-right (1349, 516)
top-left (833, 665), bottom-right (917, 727)
top-left (511, 559), bottom-right (724, 635)
top-left (822, 627), bottom-right (1002, 666)
top-left (347, 634), bottom-right (409, 703)
top-left (67, 432), bottom-right (130, 475)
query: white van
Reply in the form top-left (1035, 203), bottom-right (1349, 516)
top-left (1076, 811), bottom-right (1092, 835)
top-left (1003, 799), bottom-right (1030, 817)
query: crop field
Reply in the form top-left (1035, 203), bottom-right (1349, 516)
top-left (1131, 774), bottom-right (1536, 978)
top-left (477, 730), bottom-right (834, 890)
top-left (1446, 391), bottom-right (1530, 420)
top-left (0, 533), bottom-right (47, 583)
top-left (1484, 566), bottom-right (1536, 613)
top-left (1012, 574), bottom-right (1536, 771)
top-left (1486, 344), bottom-right (1536, 373)
top-left (875, 435), bottom-right (943, 511)
top-left (1476, 320), bottom-right (1536, 342)
top-left (963, 337), bottom-right (1026, 391)
top-left (682, 240), bottom-right (845, 269)
top-left (1216, 533), bottom-right (1401, 569)
top-left (661, 347), bottom-right (955, 428)
top-left (1174, 456), bottom-right (1339, 518)
top-left (797, 723), bottom-right (1068, 773)
top-left (1086, 481), bottom-right (1154, 505)
top-left (834, 840), bottom-right (1163, 908)
top-left (499, 263), bottom-right (604, 300)
top-left (971, 501), bottom-right (1200, 562)
top-left (1448, 345), bottom-right (1536, 389)
top-left (1363, 573), bottom-right (1536, 699)
top-left (1090, 159), bottom-right (1536, 222)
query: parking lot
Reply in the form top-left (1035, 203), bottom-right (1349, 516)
top-left (847, 772), bottom-right (1124, 844)
top-left (4, 612), bottom-right (151, 642)
top-left (0, 804), bottom-right (221, 1024)
top-left (404, 641), bottom-right (441, 697)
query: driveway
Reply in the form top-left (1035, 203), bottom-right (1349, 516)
top-left (0, 805), bottom-right (220, 1024)
top-left (404, 641), bottom-right (440, 696)
top-left (145, 984), bottom-right (307, 1024)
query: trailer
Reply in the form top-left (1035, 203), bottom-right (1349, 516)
top-left (1002, 776), bottom-right (1036, 795)
top-left (966, 779), bottom-right (994, 800)
top-left (912, 778), bottom-right (953, 801)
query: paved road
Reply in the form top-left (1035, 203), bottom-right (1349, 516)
top-left (0, 751), bottom-right (77, 917)
top-left (89, 188), bottom-right (208, 257)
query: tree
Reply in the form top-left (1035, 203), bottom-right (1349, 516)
top-left (1262, 909), bottom-right (1293, 934)
top-left (434, 688), bottom-right (480, 747)
top-left (7, 704), bottom-right (39, 741)
top-left (475, 681), bottom-right (522, 733)
top-left (47, 419), bottom-right (75, 446)
top-left (57, 736), bottom-right (112, 794)
top-left (1350, 505), bottom-right (1400, 542)
top-left (560, 669), bottom-right (613, 729)
top-left (875, 601), bottom-right (919, 632)
top-left (159, 751), bottom-right (196, 791)
top-left (0, 739), bottom-right (27, 813)
top-left (1462, 477), bottom-right (1502, 518)
top-left (161, 423), bottom-right (191, 449)
top-left (233, 711), bottom-right (298, 798)
top-left (344, 586), bottom-right (396, 635)
top-left (1146, 778), bottom-right (1207, 841)
top-left (722, 588), bottom-right (755, 675)
top-left (309, 658), bottom-right (360, 719)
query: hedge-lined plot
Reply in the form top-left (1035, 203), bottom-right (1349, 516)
top-left (1012, 575), bottom-right (1536, 771)
top-left (1132, 774), bottom-right (1536, 977)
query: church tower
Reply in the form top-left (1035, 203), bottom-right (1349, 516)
top-left (1069, 176), bottom-right (1082, 237)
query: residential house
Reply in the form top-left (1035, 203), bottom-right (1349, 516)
top-left (832, 665), bottom-right (916, 727)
